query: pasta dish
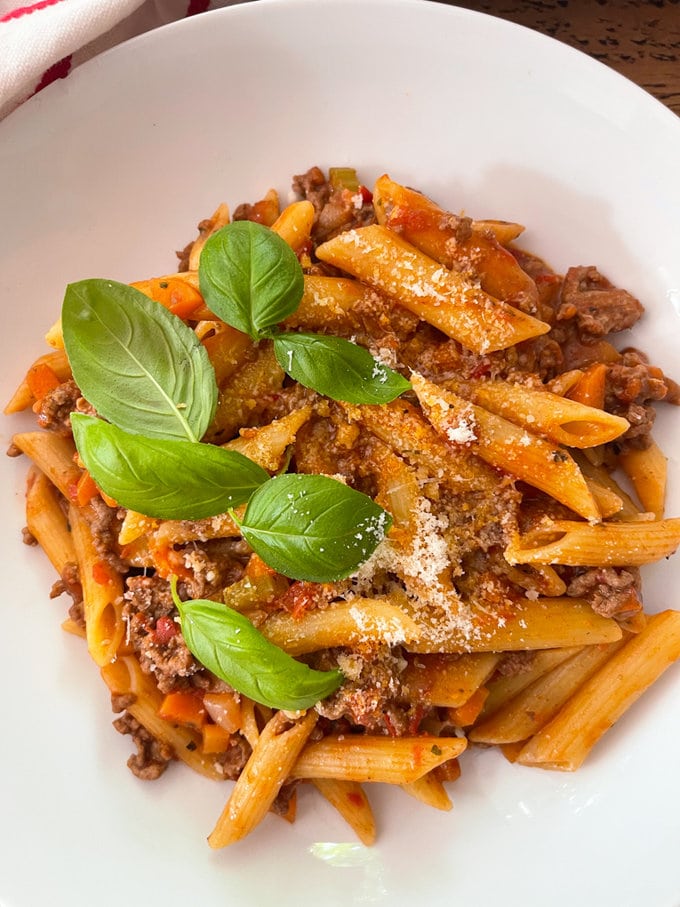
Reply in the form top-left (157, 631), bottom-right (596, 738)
top-left (6, 166), bottom-right (680, 847)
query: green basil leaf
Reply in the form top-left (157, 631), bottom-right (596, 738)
top-left (71, 413), bottom-right (268, 519)
top-left (62, 278), bottom-right (217, 442)
top-left (273, 332), bottom-right (411, 404)
top-left (237, 473), bottom-right (392, 582)
top-left (198, 221), bottom-right (304, 340)
top-left (171, 581), bottom-right (343, 710)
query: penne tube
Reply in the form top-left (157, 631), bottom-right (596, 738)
top-left (271, 199), bottom-right (315, 251)
top-left (208, 710), bottom-right (317, 848)
top-left (204, 342), bottom-right (285, 444)
top-left (12, 431), bottom-right (81, 498)
top-left (283, 275), bottom-right (369, 333)
top-left (479, 647), bottom-right (582, 720)
top-left (68, 503), bottom-right (126, 666)
top-left (516, 610), bottom-right (680, 770)
top-left (469, 639), bottom-right (627, 744)
top-left (4, 349), bottom-right (72, 414)
top-left (223, 405), bottom-right (312, 473)
top-left (101, 656), bottom-right (224, 780)
top-left (466, 379), bottom-right (629, 449)
top-left (150, 510), bottom-right (242, 547)
top-left (311, 779), bottom-right (377, 845)
top-left (406, 597), bottom-right (622, 654)
top-left (315, 225), bottom-right (550, 354)
top-left (200, 322), bottom-right (253, 386)
top-left (572, 451), bottom-right (641, 520)
top-left (372, 174), bottom-right (539, 312)
top-left (505, 518), bottom-right (680, 567)
top-left (618, 439), bottom-right (668, 519)
top-left (402, 653), bottom-right (500, 707)
top-left (289, 735), bottom-right (467, 784)
top-left (412, 374), bottom-right (600, 522)
top-left (188, 202), bottom-right (231, 271)
top-left (261, 598), bottom-right (421, 655)
top-left (400, 773), bottom-right (453, 811)
top-left (25, 466), bottom-right (76, 573)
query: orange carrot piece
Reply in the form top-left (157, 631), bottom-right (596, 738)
top-left (159, 690), bottom-right (207, 729)
top-left (567, 362), bottom-right (608, 409)
top-left (448, 687), bottom-right (489, 727)
top-left (201, 722), bottom-right (232, 754)
top-left (27, 363), bottom-right (61, 402)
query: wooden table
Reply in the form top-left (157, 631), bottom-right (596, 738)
top-left (441, 0), bottom-right (680, 116)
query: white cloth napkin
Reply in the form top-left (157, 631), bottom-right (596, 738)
top-left (0, 0), bottom-right (239, 120)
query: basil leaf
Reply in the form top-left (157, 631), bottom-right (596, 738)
top-left (237, 473), bottom-right (392, 582)
top-left (199, 221), bottom-right (304, 340)
top-left (171, 581), bottom-right (343, 710)
top-left (273, 332), bottom-right (411, 404)
top-left (71, 413), bottom-right (268, 519)
top-left (62, 279), bottom-right (217, 442)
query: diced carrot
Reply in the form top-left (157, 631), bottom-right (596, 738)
top-left (447, 686), bottom-right (489, 727)
top-left (201, 722), bottom-right (232, 754)
top-left (158, 690), bottom-right (207, 729)
top-left (244, 553), bottom-right (278, 579)
top-left (27, 362), bottom-right (61, 402)
top-left (567, 362), bottom-right (608, 409)
top-left (131, 277), bottom-right (208, 321)
top-left (75, 470), bottom-right (99, 507)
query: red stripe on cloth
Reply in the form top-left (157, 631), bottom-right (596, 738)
top-left (186, 0), bottom-right (210, 16)
top-left (0, 0), bottom-right (66, 23)
top-left (33, 53), bottom-right (72, 94)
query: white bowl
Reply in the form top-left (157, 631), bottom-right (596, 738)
top-left (1, 2), bottom-right (679, 905)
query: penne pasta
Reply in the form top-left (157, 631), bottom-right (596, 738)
top-left (311, 779), bottom-right (377, 845)
top-left (466, 379), bottom-right (629, 449)
top-left (25, 466), bottom-right (76, 573)
top-left (618, 439), bottom-right (668, 519)
top-left (261, 598), bottom-right (421, 655)
top-left (412, 373), bottom-right (601, 522)
top-left (469, 639), bottom-right (627, 744)
top-left (516, 610), bottom-right (680, 770)
top-left (68, 502), bottom-right (126, 667)
top-left (505, 518), bottom-right (680, 567)
top-left (289, 735), bottom-right (467, 784)
top-left (10, 163), bottom-right (680, 850)
top-left (372, 174), bottom-right (539, 312)
top-left (315, 225), bottom-right (550, 353)
top-left (208, 710), bottom-right (317, 847)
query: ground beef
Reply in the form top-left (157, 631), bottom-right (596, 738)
top-left (50, 561), bottom-right (85, 627)
top-left (313, 647), bottom-right (411, 734)
top-left (179, 538), bottom-right (248, 600)
top-left (214, 734), bottom-right (252, 781)
top-left (566, 566), bottom-right (642, 619)
top-left (123, 575), bottom-right (202, 693)
top-left (270, 781), bottom-right (299, 818)
top-left (556, 266), bottom-right (644, 337)
top-left (606, 348), bottom-right (673, 450)
top-left (494, 651), bottom-right (536, 677)
top-left (112, 711), bottom-right (175, 780)
top-left (85, 497), bottom-right (127, 572)
top-left (292, 165), bottom-right (375, 244)
top-left (34, 379), bottom-right (81, 434)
